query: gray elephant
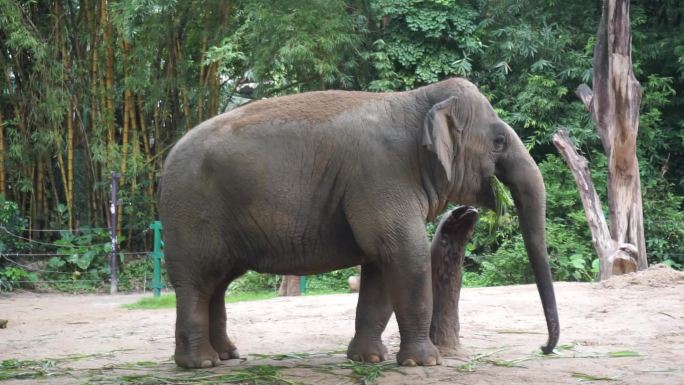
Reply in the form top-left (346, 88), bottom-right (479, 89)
top-left (159, 78), bottom-right (559, 369)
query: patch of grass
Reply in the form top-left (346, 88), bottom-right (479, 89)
top-left (250, 352), bottom-right (313, 361)
top-left (0, 359), bottom-right (57, 381)
top-left (311, 360), bottom-right (402, 385)
top-left (123, 294), bottom-right (177, 310)
top-left (571, 372), bottom-right (620, 381)
top-left (124, 289), bottom-right (347, 310)
top-left (111, 365), bottom-right (300, 385)
top-left (123, 291), bottom-right (277, 310)
top-left (227, 291), bottom-right (278, 303)
top-left (457, 348), bottom-right (509, 372)
top-left (342, 361), bottom-right (403, 385)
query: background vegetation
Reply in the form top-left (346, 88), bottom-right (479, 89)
top-left (1, 0), bottom-right (683, 292)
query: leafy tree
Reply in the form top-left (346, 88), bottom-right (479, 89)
top-left (0, 0), bottom-right (682, 290)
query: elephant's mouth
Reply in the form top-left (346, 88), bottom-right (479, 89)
top-left (472, 177), bottom-right (497, 211)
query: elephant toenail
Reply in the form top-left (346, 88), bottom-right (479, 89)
top-left (401, 359), bottom-right (417, 367)
top-left (200, 359), bottom-right (214, 368)
top-left (351, 354), bottom-right (362, 361)
top-left (424, 357), bottom-right (437, 366)
top-left (219, 352), bottom-right (231, 360)
top-left (368, 354), bottom-right (381, 363)
top-left (231, 349), bottom-right (240, 359)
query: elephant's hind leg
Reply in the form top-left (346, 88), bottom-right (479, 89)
top-left (209, 269), bottom-right (245, 360)
top-left (174, 283), bottom-right (221, 368)
top-left (347, 263), bottom-right (393, 363)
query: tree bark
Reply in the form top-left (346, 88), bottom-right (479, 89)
top-left (429, 206), bottom-right (478, 352)
top-left (278, 276), bottom-right (302, 296)
top-left (555, 0), bottom-right (646, 280)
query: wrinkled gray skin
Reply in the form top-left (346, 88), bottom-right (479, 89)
top-left (159, 78), bottom-right (559, 369)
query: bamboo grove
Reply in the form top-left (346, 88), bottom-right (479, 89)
top-left (0, 0), bottom-right (240, 244)
top-left (1, 0), bottom-right (683, 268)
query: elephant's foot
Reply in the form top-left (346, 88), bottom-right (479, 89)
top-left (347, 335), bottom-right (388, 363)
top-left (174, 344), bottom-right (220, 369)
top-left (217, 347), bottom-right (240, 361)
top-left (210, 336), bottom-right (240, 361)
top-left (396, 340), bottom-right (442, 367)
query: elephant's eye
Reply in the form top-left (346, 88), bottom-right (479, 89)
top-left (493, 134), bottom-right (506, 152)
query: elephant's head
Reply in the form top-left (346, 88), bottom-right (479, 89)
top-left (422, 79), bottom-right (559, 354)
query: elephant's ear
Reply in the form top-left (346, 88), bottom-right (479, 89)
top-left (422, 97), bottom-right (461, 182)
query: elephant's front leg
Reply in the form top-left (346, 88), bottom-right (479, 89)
top-left (347, 200), bottom-right (441, 366)
top-left (383, 258), bottom-right (441, 367)
top-left (347, 263), bottom-right (393, 363)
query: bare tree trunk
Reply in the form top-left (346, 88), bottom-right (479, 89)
top-left (429, 206), bottom-right (478, 352)
top-left (554, 0), bottom-right (646, 280)
top-left (553, 130), bottom-right (636, 279)
top-left (278, 276), bottom-right (301, 296)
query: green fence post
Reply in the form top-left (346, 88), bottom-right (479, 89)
top-left (150, 221), bottom-right (164, 297)
top-left (300, 276), bottom-right (307, 294)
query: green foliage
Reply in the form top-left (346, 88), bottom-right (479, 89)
top-left (466, 154), bottom-right (600, 285)
top-left (242, 0), bottom-right (364, 93)
top-left (1, 0), bottom-right (683, 291)
top-left (641, 166), bottom-right (684, 268)
top-left (305, 267), bottom-right (358, 292)
top-left (230, 268), bottom-right (357, 294)
top-left (229, 271), bottom-right (281, 293)
top-left (0, 197), bottom-right (33, 291)
top-left (367, 0), bottom-right (482, 90)
top-left (118, 257), bottom-right (155, 292)
top-left (0, 196), bottom-right (29, 253)
top-left (0, 266), bottom-right (37, 292)
top-left (42, 229), bottom-right (112, 291)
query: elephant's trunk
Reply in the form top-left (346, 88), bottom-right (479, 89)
top-left (497, 142), bottom-right (559, 354)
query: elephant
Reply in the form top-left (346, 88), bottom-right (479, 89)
top-left (159, 77), bottom-right (559, 369)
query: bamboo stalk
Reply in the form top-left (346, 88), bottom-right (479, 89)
top-left (209, 62), bottom-right (220, 117)
top-left (197, 34), bottom-right (208, 124)
top-left (46, 156), bottom-right (60, 226)
top-left (0, 109), bottom-right (5, 196)
top-left (101, 0), bottom-right (116, 150)
top-left (66, 97), bottom-right (74, 229)
top-left (58, 0), bottom-right (74, 229)
top-left (34, 160), bottom-right (45, 238)
top-left (138, 95), bottom-right (156, 219)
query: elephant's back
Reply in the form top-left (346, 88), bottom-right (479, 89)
top-left (212, 90), bottom-right (387, 134)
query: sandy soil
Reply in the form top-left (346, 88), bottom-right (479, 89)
top-left (1, 265), bottom-right (683, 385)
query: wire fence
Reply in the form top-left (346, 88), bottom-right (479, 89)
top-left (2, 217), bottom-right (682, 290)
top-left (1, 223), bottom-right (158, 291)
top-left (0, 253), bottom-right (156, 287)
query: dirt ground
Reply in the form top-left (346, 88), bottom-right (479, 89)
top-left (1, 265), bottom-right (683, 385)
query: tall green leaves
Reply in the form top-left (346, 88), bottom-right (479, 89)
top-left (367, 0), bottom-right (482, 90)
top-left (241, 0), bottom-right (363, 94)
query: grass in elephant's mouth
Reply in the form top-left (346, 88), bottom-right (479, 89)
top-left (123, 290), bottom-right (347, 310)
